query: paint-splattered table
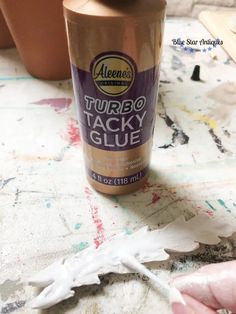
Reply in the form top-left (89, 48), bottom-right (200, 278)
top-left (1, 18), bottom-right (236, 314)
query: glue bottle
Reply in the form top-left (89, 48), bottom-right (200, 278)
top-left (63, 0), bottom-right (166, 195)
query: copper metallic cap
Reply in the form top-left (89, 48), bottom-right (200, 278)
top-left (63, 0), bottom-right (166, 22)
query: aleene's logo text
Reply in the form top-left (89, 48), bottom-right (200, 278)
top-left (92, 53), bottom-right (135, 96)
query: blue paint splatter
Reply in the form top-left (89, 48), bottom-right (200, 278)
top-left (72, 242), bottom-right (89, 253)
top-left (0, 76), bottom-right (34, 81)
top-left (217, 199), bottom-right (228, 209)
top-left (44, 200), bottom-right (51, 208)
top-left (111, 195), bottom-right (128, 211)
top-left (224, 58), bottom-right (230, 65)
top-left (205, 200), bottom-right (216, 211)
top-left (112, 196), bottom-right (119, 203)
top-left (123, 227), bottom-right (132, 235)
top-left (74, 223), bottom-right (82, 230)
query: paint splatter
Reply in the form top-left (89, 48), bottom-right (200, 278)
top-left (171, 241), bottom-right (233, 271)
top-left (158, 94), bottom-right (189, 149)
top-left (0, 177), bottom-right (15, 190)
top-left (91, 207), bottom-right (105, 248)
top-left (205, 210), bottom-right (214, 217)
top-left (147, 193), bottom-right (161, 206)
top-left (54, 145), bottom-right (70, 162)
top-left (209, 129), bottom-right (229, 154)
top-left (177, 104), bottom-right (218, 129)
top-left (223, 129), bottom-right (231, 138)
top-left (0, 76), bottom-right (33, 81)
top-left (224, 58), bottom-right (231, 65)
top-left (112, 195), bottom-right (119, 203)
top-left (205, 200), bottom-right (216, 211)
top-left (217, 199), bottom-right (228, 209)
top-left (13, 189), bottom-right (20, 207)
top-left (74, 223), bottom-right (82, 230)
top-left (160, 80), bottom-right (171, 84)
top-left (59, 214), bottom-right (71, 234)
top-left (159, 112), bottom-right (189, 148)
top-left (1, 300), bottom-right (26, 314)
top-left (111, 195), bottom-right (127, 211)
top-left (31, 98), bottom-right (72, 113)
top-left (196, 114), bottom-right (217, 129)
top-left (67, 118), bottom-right (81, 146)
top-left (123, 227), bottom-right (133, 235)
top-left (72, 242), bottom-right (89, 253)
top-left (171, 55), bottom-right (185, 71)
top-left (0, 279), bottom-right (23, 302)
top-left (45, 200), bottom-right (51, 208)
top-left (85, 187), bottom-right (105, 248)
top-left (142, 181), bottom-right (157, 192)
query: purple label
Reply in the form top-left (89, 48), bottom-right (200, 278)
top-left (71, 52), bottom-right (159, 151)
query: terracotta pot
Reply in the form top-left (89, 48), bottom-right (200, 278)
top-left (0, 0), bottom-right (71, 80)
top-left (0, 9), bottom-right (14, 48)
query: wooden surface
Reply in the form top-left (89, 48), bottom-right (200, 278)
top-left (1, 18), bottom-right (236, 314)
top-left (199, 10), bottom-right (236, 62)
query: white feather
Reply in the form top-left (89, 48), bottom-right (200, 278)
top-left (29, 213), bottom-right (236, 309)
